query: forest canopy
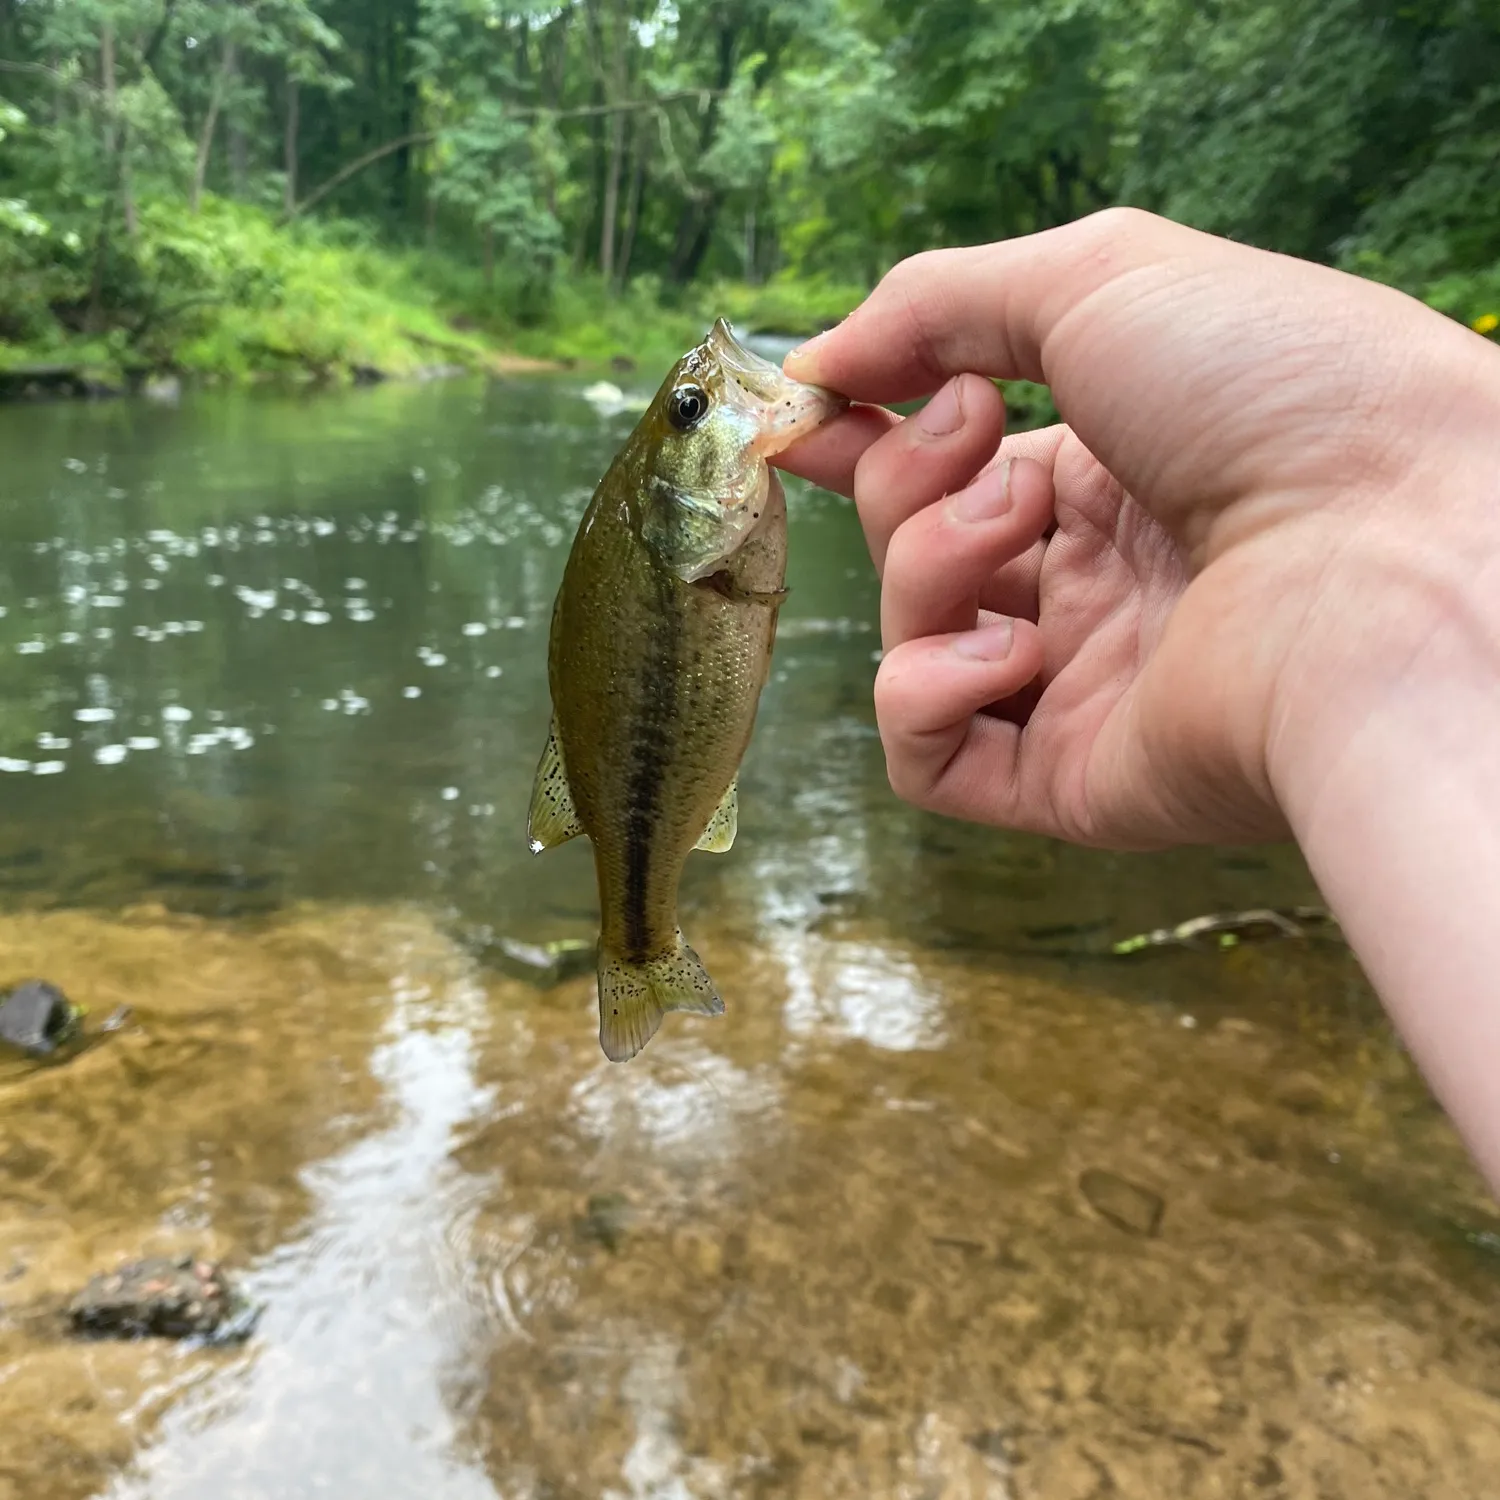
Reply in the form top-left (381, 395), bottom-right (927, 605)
top-left (0, 0), bottom-right (1496, 379)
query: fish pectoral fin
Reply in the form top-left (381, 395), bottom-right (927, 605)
top-left (693, 776), bottom-right (738, 854)
top-left (526, 720), bottom-right (584, 854)
top-left (698, 570), bottom-right (789, 607)
top-left (597, 934), bottom-right (724, 1063)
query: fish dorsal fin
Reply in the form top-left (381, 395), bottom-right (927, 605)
top-left (694, 776), bottom-right (738, 853)
top-left (527, 719), bottom-right (583, 853)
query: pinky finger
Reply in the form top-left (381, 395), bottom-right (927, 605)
top-left (873, 617), bottom-right (1045, 820)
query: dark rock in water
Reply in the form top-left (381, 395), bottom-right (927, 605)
top-left (0, 980), bottom-right (80, 1056)
top-left (575, 1193), bottom-right (634, 1253)
top-left (491, 935), bottom-right (596, 988)
top-left (349, 363), bottom-right (386, 385)
top-left (0, 363), bottom-right (121, 401)
top-left (610, 354), bottom-right (637, 373)
top-left (1079, 1169), bottom-right (1165, 1238)
top-left (68, 1256), bottom-right (258, 1342)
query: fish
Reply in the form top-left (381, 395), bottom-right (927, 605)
top-left (527, 319), bottom-right (847, 1062)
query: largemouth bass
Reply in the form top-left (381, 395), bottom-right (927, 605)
top-left (527, 320), bottom-right (846, 1062)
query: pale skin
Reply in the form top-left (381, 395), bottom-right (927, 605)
top-left (774, 207), bottom-right (1500, 1193)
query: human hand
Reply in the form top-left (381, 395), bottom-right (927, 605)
top-left (777, 208), bottom-right (1500, 852)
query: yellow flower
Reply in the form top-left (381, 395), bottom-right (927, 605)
top-left (1473, 312), bottom-right (1500, 336)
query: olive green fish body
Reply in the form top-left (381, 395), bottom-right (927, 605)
top-left (553, 476), bottom-right (785, 961)
top-left (528, 320), bottom-right (842, 1061)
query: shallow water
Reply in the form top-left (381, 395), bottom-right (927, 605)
top-left (0, 376), bottom-right (1495, 1500)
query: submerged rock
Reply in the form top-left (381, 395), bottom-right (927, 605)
top-left (580, 380), bottom-right (648, 417)
top-left (0, 979), bottom-right (81, 1056)
top-left (1079, 1169), bottom-right (1165, 1238)
top-left (575, 1192), bottom-right (635, 1253)
top-left (490, 935), bottom-right (595, 989)
top-left (141, 375), bottom-right (182, 403)
top-left (67, 1256), bottom-right (258, 1342)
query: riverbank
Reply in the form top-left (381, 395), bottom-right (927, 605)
top-left (0, 197), bottom-right (864, 401)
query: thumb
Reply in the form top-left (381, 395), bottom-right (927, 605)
top-left (784, 208), bottom-right (1205, 405)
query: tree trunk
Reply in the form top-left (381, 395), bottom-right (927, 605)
top-left (673, 200), bottom-right (719, 285)
top-left (597, 0), bottom-right (629, 283)
top-left (483, 223), bottom-right (495, 289)
top-left (87, 23), bottom-right (125, 330)
top-left (100, 23), bottom-right (136, 238)
top-left (191, 40), bottom-right (236, 213)
top-left (283, 76), bottom-right (300, 218)
top-left (615, 122), bottom-right (647, 287)
top-left (582, 0), bottom-right (608, 272)
top-left (599, 105), bottom-right (624, 280)
top-left (227, 48), bottom-right (248, 194)
top-left (101, 23), bottom-right (116, 151)
top-left (668, 20), bottom-right (738, 283)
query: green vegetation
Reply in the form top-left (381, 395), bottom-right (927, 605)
top-left (0, 0), bottom-right (1495, 392)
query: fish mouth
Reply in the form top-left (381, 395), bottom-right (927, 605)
top-left (706, 318), bottom-right (848, 458)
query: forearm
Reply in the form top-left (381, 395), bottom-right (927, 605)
top-left (1286, 663), bottom-right (1500, 1189)
top-left (1274, 395), bottom-right (1500, 1189)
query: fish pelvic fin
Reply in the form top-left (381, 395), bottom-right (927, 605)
top-left (597, 932), bottom-right (724, 1063)
top-left (693, 776), bottom-right (738, 854)
top-left (527, 718), bottom-right (584, 854)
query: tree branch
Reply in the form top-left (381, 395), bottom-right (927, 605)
top-left (285, 130), bottom-right (436, 220)
top-left (0, 59), bottom-right (97, 98)
top-left (284, 91), bottom-right (721, 223)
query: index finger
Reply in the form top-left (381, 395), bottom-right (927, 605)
top-left (782, 208), bottom-right (1199, 406)
top-left (772, 402), bottom-right (897, 499)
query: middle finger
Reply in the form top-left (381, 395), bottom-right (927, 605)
top-left (881, 455), bottom-right (1057, 650)
top-left (854, 374), bottom-right (1008, 576)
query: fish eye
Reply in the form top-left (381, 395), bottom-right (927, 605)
top-left (668, 385), bottom-right (709, 431)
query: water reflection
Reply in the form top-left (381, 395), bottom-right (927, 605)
top-left (0, 379), bottom-right (1495, 1500)
top-left (98, 942), bottom-right (498, 1500)
top-left (780, 934), bottom-right (947, 1052)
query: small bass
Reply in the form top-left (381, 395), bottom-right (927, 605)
top-left (527, 320), bottom-right (845, 1062)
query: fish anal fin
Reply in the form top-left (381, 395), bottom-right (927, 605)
top-left (694, 776), bottom-right (738, 853)
top-left (597, 933), bottom-right (724, 1062)
top-left (527, 719), bottom-right (583, 854)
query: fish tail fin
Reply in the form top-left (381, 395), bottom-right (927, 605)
top-left (596, 932), bottom-right (724, 1063)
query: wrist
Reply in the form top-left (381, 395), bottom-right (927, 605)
top-left (1268, 331), bottom-right (1500, 826)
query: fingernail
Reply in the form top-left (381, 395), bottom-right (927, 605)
top-left (952, 620), bottom-right (1014, 660)
top-left (784, 328), bottom-right (830, 372)
top-left (952, 459), bottom-right (1013, 522)
top-left (916, 378), bottom-right (964, 436)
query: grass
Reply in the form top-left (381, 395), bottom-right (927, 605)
top-left (3, 195), bottom-right (1494, 403)
top-left (0, 198), bottom-right (871, 391)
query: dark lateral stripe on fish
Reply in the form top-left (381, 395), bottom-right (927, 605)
top-left (622, 567), bottom-right (680, 962)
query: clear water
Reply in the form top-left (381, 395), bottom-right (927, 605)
top-left (0, 376), bottom-right (1495, 1500)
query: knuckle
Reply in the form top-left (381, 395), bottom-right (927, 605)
top-left (882, 744), bottom-right (932, 808)
top-left (872, 660), bottom-right (938, 808)
top-left (880, 252), bottom-right (958, 384)
top-left (1070, 206), bottom-right (1174, 272)
top-left (1080, 204), bottom-right (1158, 242)
top-left (871, 654), bottom-right (905, 719)
top-left (884, 247), bottom-right (948, 291)
top-left (851, 431), bottom-right (890, 501)
top-left (879, 521), bottom-right (918, 585)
